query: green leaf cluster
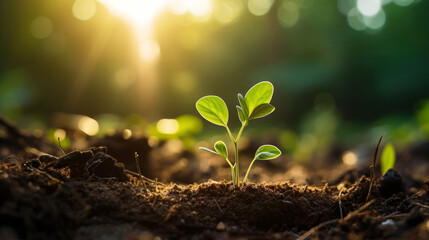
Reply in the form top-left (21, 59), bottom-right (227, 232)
top-left (196, 81), bottom-right (281, 185)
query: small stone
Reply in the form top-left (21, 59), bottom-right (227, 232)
top-left (216, 221), bottom-right (226, 231)
top-left (381, 219), bottom-right (394, 227)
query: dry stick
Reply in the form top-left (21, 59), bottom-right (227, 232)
top-left (154, 178), bottom-right (159, 193)
top-left (413, 202), bottom-right (429, 210)
top-left (379, 213), bottom-right (408, 220)
top-left (124, 169), bottom-right (166, 186)
top-left (297, 200), bottom-right (376, 240)
top-left (57, 137), bottom-right (67, 155)
top-left (366, 134), bottom-right (385, 202)
top-left (135, 152), bottom-right (149, 194)
top-left (296, 219), bottom-right (338, 240)
top-left (344, 199), bottom-right (376, 221)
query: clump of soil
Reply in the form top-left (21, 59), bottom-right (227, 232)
top-left (0, 117), bottom-right (429, 239)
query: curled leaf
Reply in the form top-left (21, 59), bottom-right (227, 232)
top-left (248, 103), bottom-right (275, 120)
top-left (254, 145), bottom-right (281, 160)
top-left (236, 106), bottom-right (247, 125)
top-left (214, 141), bottom-right (228, 159)
top-left (237, 93), bottom-right (249, 118)
top-left (245, 81), bottom-right (274, 117)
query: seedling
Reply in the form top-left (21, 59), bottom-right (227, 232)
top-left (196, 81), bottom-right (281, 185)
top-left (380, 143), bottom-right (396, 175)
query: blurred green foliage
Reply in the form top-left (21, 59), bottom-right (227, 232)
top-left (0, 0), bottom-right (428, 151)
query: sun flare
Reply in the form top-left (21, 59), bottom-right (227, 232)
top-left (97, 0), bottom-right (168, 28)
top-left (98, 0), bottom-right (212, 62)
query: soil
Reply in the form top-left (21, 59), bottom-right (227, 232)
top-left (1, 116), bottom-right (429, 240)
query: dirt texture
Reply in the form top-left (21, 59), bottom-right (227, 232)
top-left (1, 117), bottom-right (429, 240)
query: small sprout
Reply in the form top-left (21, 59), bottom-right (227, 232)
top-left (381, 143), bottom-right (396, 175)
top-left (196, 81), bottom-right (281, 185)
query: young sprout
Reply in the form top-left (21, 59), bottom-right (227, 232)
top-left (380, 143), bottom-right (396, 175)
top-left (196, 81), bottom-right (281, 185)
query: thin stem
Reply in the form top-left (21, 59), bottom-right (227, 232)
top-left (231, 166), bottom-right (235, 183)
top-left (236, 121), bottom-right (247, 142)
top-left (234, 141), bottom-right (239, 185)
top-left (225, 122), bottom-right (247, 186)
top-left (243, 158), bottom-right (256, 183)
top-left (225, 158), bottom-right (233, 168)
top-left (225, 126), bottom-right (235, 142)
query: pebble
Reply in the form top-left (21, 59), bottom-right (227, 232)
top-left (216, 221), bottom-right (226, 231)
top-left (381, 219), bottom-right (394, 227)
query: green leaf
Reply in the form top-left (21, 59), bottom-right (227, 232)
top-left (199, 147), bottom-right (219, 156)
top-left (381, 143), bottom-right (396, 175)
top-left (237, 93), bottom-right (249, 118)
top-left (236, 106), bottom-right (247, 124)
top-left (248, 103), bottom-right (275, 120)
top-left (196, 96), bottom-right (229, 127)
top-left (254, 145), bottom-right (281, 160)
top-left (245, 81), bottom-right (274, 117)
top-left (214, 141), bottom-right (228, 159)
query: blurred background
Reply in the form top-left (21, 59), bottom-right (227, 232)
top-left (1, 0), bottom-right (429, 183)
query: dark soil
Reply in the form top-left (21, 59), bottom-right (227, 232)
top-left (1, 117), bottom-right (429, 240)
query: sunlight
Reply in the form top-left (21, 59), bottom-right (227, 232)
top-left (169, 0), bottom-right (212, 17)
top-left (98, 0), bottom-right (168, 28)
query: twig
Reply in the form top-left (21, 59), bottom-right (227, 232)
top-left (379, 213), bottom-right (408, 220)
top-left (135, 152), bottom-right (148, 194)
top-left (413, 202), bottom-right (429, 210)
top-left (124, 169), bottom-right (166, 187)
top-left (0, 155), bottom-right (21, 165)
top-left (213, 197), bottom-right (223, 214)
top-left (296, 219), bottom-right (338, 240)
top-left (344, 199), bottom-right (375, 221)
top-left (366, 134), bottom-right (385, 202)
top-left (25, 164), bottom-right (62, 184)
top-left (155, 178), bottom-right (158, 193)
top-left (57, 137), bottom-right (67, 155)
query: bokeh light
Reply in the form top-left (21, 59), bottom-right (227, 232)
top-left (342, 151), bottom-right (358, 165)
top-left (157, 119), bottom-right (179, 135)
top-left (248, 0), bottom-right (275, 16)
top-left (347, 8), bottom-right (367, 31)
top-left (213, 0), bottom-right (243, 24)
top-left (72, 0), bottom-right (97, 21)
top-left (357, 0), bottom-right (381, 16)
top-left (30, 17), bottom-right (53, 39)
top-left (54, 128), bottom-right (66, 141)
top-left (363, 8), bottom-right (386, 29)
top-left (277, 1), bottom-right (300, 28)
top-left (78, 116), bottom-right (99, 136)
top-left (393, 0), bottom-right (414, 7)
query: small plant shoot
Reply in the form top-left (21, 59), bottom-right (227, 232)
top-left (196, 81), bottom-right (281, 185)
top-left (380, 143), bottom-right (396, 175)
